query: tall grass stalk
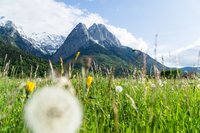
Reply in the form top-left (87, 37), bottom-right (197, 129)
top-left (34, 65), bottom-right (39, 79)
top-left (20, 55), bottom-right (24, 78)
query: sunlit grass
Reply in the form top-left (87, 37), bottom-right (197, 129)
top-left (0, 76), bottom-right (200, 132)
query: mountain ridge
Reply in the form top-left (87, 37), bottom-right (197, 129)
top-left (0, 18), bottom-right (167, 75)
top-left (0, 17), bottom-right (65, 56)
top-left (52, 23), bottom-right (166, 75)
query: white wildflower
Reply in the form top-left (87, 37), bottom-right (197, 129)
top-left (24, 87), bottom-right (82, 133)
top-left (151, 83), bottom-right (156, 88)
top-left (115, 86), bottom-right (123, 93)
top-left (197, 84), bottom-right (200, 88)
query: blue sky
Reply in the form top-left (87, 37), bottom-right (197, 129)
top-left (1, 0), bottom-right (200, 66)
top-left (61, 0), bottom-right (200, 45)
top-left (59, 0), bottom-right (200, 66)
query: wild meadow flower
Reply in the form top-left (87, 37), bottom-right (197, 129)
top-left (26, 81), bottom-right (35, 93)
top-left (24, 87), bottom-right (82, 133)
top-left (151, 83), bottom-right (156, 89)
top-left (115, 86), bottom-right (123, 93)
top-left (197, 84), bottom-right (200, 88)
top-left (86, 76), bottom-right (93, 88)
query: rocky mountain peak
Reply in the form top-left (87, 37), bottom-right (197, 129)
top-left (53, 23), bottom-right (90, 61)
top-left (88, 23), bottom-right (121, 46)
top-left (69, 23), bottom-right (89, 37)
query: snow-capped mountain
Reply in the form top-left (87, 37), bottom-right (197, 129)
top-left (0, 17), bottom-right (167, 74)
top-left (0, 16), bottom-right (18, 37)
top-left (0, 16), bottom-right (65, 56)
top-left (0, 16), bottom-right (46, 58)
top-left (30, 33), bottom-right (65, 55)
top-left (52, 22), bottom-right (166, 74)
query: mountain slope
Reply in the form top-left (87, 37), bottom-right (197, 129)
top-left (53, 23), bottom-right (166, 75)
top-left (30, 32), bottom-right (65, 55)
top-left (0, 17), bottom-right (65, 57)
top-left (64, 39), bottom-right (164, 75)
top-left (0, 17), bottom-right (166, 75)
top-left (88, 23), bottom-right (121, 47)
top-left (52, 23), bottom-right (166, 74)
top-left (0, 18), bottom-right (46, 58)
top-left (53, 23), bottom-right (90, 62)
top-left (0, 37), bottom-right (49, 77)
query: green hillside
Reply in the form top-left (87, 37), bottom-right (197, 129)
top-left (0, 38), bottom-right (49, 77)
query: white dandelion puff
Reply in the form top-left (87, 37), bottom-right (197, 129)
top-left (151, 83), bottom-right (156, 89)
top-left (115, 86), bottom-right (123, 93)
top-left (24, 87), bottom-right (82, 133)
top-left (197, 84), bottom-right (200, 88)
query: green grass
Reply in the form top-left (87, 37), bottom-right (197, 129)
top-left (0, 75), bottom-right (200, 133)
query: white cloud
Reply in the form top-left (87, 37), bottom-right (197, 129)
top-left (0, 0), bottom-right (148, 51)
top-left (107, 25), bottom-right (148, 51)
top-left (157, 39), bottom-right (200, 67)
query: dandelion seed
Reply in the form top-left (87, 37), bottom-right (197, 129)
top-left (86, 76), bottom-right (93, 88)
top-left (26, 81), bottom-right (35, 93)
top-left (115, 86), bottom-right (123, 93)
top-left (24, 87), bottom-right (82, 133)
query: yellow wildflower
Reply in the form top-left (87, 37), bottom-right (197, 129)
top-left (26, 81), bottom-right (35, 93)
top-left (86, 76), bottom-right (93, 88)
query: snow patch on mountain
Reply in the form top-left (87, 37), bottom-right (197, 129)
top-left (0, 16), bottom-right (65, 55)
top-left (30, 32), bottom-right (65, 55)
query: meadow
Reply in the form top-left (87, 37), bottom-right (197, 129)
top-left (0, 72), bottom-right (200, 133)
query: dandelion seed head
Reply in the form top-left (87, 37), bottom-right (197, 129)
top-left (197, 84), bottom-right (200, 88)
top-left (115, 86), bottom-right (123, 93)
top-left (151, 83), bottom-right (156, 88)
top-left (24, 87), bottom-right (82, 133)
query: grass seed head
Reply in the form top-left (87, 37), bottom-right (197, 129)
top-left (74, 52), bottom-right (80, 61)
